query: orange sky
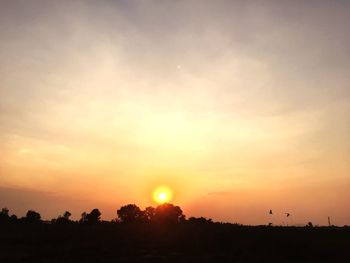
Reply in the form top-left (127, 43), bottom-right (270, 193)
top-left (0, 1), bottom-right (350, 225)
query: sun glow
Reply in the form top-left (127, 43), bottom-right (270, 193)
top-left (153, 186), bottom-right (173, 204)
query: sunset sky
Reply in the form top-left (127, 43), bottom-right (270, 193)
top-left (1, 0), bottom-right (349, 225)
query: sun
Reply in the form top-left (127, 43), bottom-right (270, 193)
top-left (153, 186), bottom-right (173, 204)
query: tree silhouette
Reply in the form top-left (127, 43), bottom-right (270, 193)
top-left (63, 211), bottom-right (72, 220)
top-left (1, 208), bottom-right (9, 216)
top-left (25, 210), bottom-right (41, 223)
top-left (117, 204), bottom-right (143, 223)
top-left (0, 208), bottom-right (10, 223)
top-left (0, 203), bottom-right (349, 262)
top-left (86, 209), bottom-right (101, 224)
top-left (10, 214), bottom-right (17, 223)
top-left (79, 212), bottom-right (88, 224)
top-left (154, 203), bottom-right (185, 224)
top-left (143, 206), bottom-right (156, 222)
top-left (188, 216), bottom-right (213, 224)
top-left (55, 211), bottom-right (72, 224)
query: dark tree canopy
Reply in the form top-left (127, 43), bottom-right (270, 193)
top-left (1, 208), bottom-right (9, 216)
top-left (0, 208), bottom-right (10, 223)
top-left (85, 209), bottom-right (101, 224)
top-left (79, 212), bottom-right (87, 223)
top-left (117, 204), bottom-right (143, 223)
top-left (154, 203), bottom-right (185, 224)
top-left (55, 211), bottom-right (72, 224)
top-left (63, 211), bottom-right (72, 219)
top-left (10, 214), bottom-right (17, 222)
top-left (25, 210), bottom-right (41, 223)
top-left (188, 217), bottom-right (213, 224)
top-left (144, 206), bottom-right (156, 222)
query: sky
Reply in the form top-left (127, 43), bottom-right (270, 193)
top-left (0, 0), bottom-right (349, 226)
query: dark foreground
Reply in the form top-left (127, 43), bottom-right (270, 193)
top-left (1, 223), bottom-right (350, 262)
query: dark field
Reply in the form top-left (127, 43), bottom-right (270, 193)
top-left (1, 223), bottom-right (350, 263)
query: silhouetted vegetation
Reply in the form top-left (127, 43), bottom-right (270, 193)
top-left (0, 208), bottom-right (9, 222)
top-left (307, 221), bottom-right (314, 227)
top-left (24, 210), bottom-right (41, 224)
top-left (52, 211), bottom-right (72, 224)
top-left (117, 204), bottom-right (143, 223)
top-left (154, 203), bottom-right (185, 224)
top-left (0, 204), bottom-right (349, 262)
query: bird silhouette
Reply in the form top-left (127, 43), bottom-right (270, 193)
top-left (269, 210), bottom-right (273, 215)
top-left (286, 213), bottom-right (290, 217)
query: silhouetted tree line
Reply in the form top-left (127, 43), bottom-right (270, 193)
top-left (1, 204), bottom-right (347, 228)
top-left (1, 204), bottom-right (350, 262)
top-left (0, 203), bottom-right (214, 226)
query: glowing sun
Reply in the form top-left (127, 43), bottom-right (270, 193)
top-left (153, 186), bottom-right (173, 204)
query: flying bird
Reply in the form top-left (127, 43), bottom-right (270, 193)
top-left (286, 213), bottom-right (290, 217)
top-left (269, 210), bottom-right (273, 215)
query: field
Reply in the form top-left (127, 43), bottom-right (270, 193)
top-left (1, 223), bottom-right (349, 262)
